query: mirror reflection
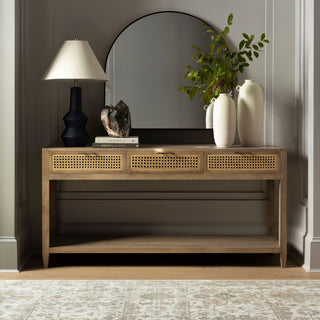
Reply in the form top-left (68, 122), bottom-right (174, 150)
top-left (105, 12), bottom-right (214, 128)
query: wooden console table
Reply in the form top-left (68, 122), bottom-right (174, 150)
top-left (42, 145), bottom-right (287, 268)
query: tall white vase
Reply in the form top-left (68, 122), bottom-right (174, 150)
top-left (236, 79), bottom-right (264, 146)
top-left (213, 93), bottom-right (236, 148)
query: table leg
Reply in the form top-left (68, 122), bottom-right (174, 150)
top-left (50, 181), bottom-right (57, 236)
top-left (42, 179), bottom-right (50, 268)
top-left (279, 151), bottom-right (287, 268)
top-left (42, 149), bottom-right (50, 268)
top-left (267, 180), bottom-right (275, 236)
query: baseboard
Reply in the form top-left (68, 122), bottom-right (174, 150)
top-left (302, 234), bottom-right (320, 271)
top-left (0, 226), bottom-right (33, 272)
top-left (0, 236), bottom-right (18, 271)
top-left (302, 264), bottom-right (320, 272)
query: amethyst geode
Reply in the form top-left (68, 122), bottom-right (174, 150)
top-left (101, 100), bottom-right (131, 137)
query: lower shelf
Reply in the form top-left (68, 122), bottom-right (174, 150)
top-left (49, 235), bottom-right (280, 254)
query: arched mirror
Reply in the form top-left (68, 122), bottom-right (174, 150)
top-left (105, 11), bottom-right (215, 129)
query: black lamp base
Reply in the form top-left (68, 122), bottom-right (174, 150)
top-left (61, 87), bottom-right (89, 147)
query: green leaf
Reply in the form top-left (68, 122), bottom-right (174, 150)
top-left (258, 42), bottom-right (264, 48)
top-left (214, 86), bottom-right (220, 97)
top-left (263, 39), bottom-right (270, 43)
top-left (254, 51), bottom-right (259, 58)
top-left (253, 44), bottom-right (259, 50)
top-left (261, 33), bottom-right (266, 40)
top-left (224, 26), bottom-right (230, 34)
top-left (191, 45), bottom-right (200, 50)
top-left (216, 46), bottom-right (224, 54)
top-left (192, 53), bottom-right (199, 59)
top-left (239, 65), bottom-right (244, 73)
top-left (210, 42), bottom-right (215, 53)
top-left (227, 13), bottom-right (233, 25)
top-left (239, 40), bottom-right (245, 50)
top-left (242, 33), bottom-right (249, 40)
top-left (245, 51), bottom-right (253, 61)
top-left (250, 35), bottom-right (254, 41)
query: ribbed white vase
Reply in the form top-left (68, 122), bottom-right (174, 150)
top-left (236, 79), bottom-right (264, 146)
top-left (213, 93), bottom-right (236, 148)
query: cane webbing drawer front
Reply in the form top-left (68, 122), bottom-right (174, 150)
top-left (207, 153), bottom-right (280, 172)
top-left (129, 153), bottom-right (201, 173)
top-left (51, 153), bottom-right (124, 172)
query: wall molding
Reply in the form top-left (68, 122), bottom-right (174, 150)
top-left (264, 0), bottom-right (274, 146)
top-left (296, 0), bottom-right (309, 206)
top-left (0, 0), bottom-right (18, 270)
top-left (304, 0), bottom-right (320, 271)
top-left (0, 236), bottom-right (17, 242)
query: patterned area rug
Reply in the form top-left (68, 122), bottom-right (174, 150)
top-left (0, 280), bottom-right (320, 319)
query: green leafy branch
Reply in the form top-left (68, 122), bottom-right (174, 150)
top-left (178, 14), bottom-right (269, 106)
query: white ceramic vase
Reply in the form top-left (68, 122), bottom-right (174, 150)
top-left (213, 93), bottom-right (236, 147)
top-left (204, 98), bottom-right (214, 129)
top-left (236, 79), bottom-right (264, 146)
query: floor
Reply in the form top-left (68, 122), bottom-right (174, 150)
top-left (1, 253), bottom-right (320, 280)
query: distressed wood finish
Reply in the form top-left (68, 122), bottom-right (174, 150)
top-left (49, 235), bottom-right (280, 254)
top-left (267, 180), bottom-right (275, 236)
top-left (42, 145), bottom-right (287, 268)
top-left (42, 149), bottom-right (50, 269)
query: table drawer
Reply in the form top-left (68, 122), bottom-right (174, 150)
top-left (128, 152), bottom-right (202, 173)
top-left (50, 153), bottom-right (125, 173)
top-left (207, 153), bottom-right (280, 172)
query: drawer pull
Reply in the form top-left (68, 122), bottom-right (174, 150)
top-left (156, 152), bottom-right (177, 156)
top-left (79, 153), bottom-right (99, 157)
top-left (234, 152), bottom-right (254, 155)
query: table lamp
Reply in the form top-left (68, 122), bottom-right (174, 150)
top-left (43, 40), bottom-right (109, 147)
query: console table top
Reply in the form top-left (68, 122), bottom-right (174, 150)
top-left (44, 145), bottom-right (285, 151)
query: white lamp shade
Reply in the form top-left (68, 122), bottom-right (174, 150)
top-left (43, 40), bottom-right (108, 81)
